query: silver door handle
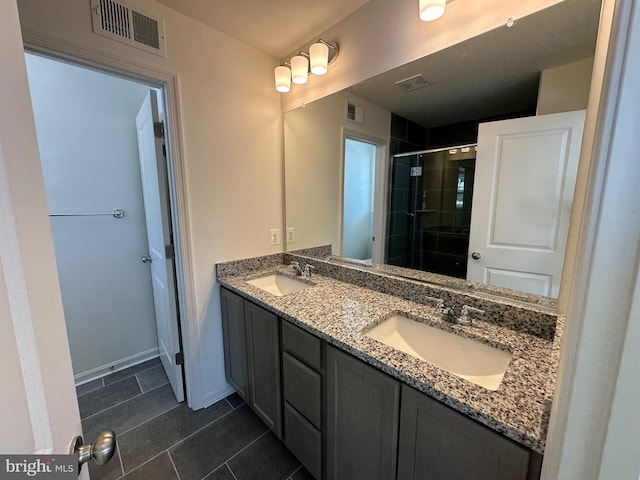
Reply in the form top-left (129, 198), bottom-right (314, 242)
top-left (471, 251), bottom-right (481, 260)
top-left (73, 430), bottom-right (116, 471)
top-left (142, 255), bottom-right (153, 263)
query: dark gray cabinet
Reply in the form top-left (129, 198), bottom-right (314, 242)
top-left (326, 345), bottom-right (400, 480)
top-left (220, 287), bottom-right (281, 438)
top-left (398, 384), bottom-right (542, 480)
top-left (222, 288), bottom-right (543, 480)
top-left (220, 287), bottom-right (248, 400)
top-left (245, 301), bottom-right (282, 438)
top-left (282, 321), bottom-right (324, 480)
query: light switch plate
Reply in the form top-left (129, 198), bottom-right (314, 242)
top-left (270, 228), bottom-right (280, 245)
top-left (286, 227), bottom-right (295, 243)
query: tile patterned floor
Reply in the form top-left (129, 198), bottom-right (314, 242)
top-left (78, 359), bottom-right (313, 480)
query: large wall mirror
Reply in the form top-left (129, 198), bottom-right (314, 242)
top-left (284, 0), bottom-right (601, 303)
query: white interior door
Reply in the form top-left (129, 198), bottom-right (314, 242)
top-left (467, 110), bottom-right (585, 298)
top-left (136, 90), bottom-right (184, 403)
top-left (1, 0), bottom-right (86, 472)
top-left (342, 138), bottom-right (376, 260)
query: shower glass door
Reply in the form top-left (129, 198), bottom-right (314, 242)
top-left (386, 145), bottom-right (476, 277)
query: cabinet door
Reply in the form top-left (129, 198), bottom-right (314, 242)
top-left (326, 346), bottom-right (400, 480)
top-left (246, 301), bottom-right (282, 438)
top-left (398, 385), bottom-right (534, 480)
top-left (220, 287), bottom-right (248, 400)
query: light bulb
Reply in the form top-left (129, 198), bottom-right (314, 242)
top-left (309, 42), bottom-right (329, 75)
top-left (291, 55), bottom-right (309, 84)
top-left (274, 65), bottom-right (291, 93)
top-left (419, 0), bottom-right (445, 21)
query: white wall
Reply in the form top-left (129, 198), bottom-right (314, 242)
top-left (25, 53), bottom-right (159, 383)
top-left (16, 0), bottom-right (283, 408)
top-left (284, 91), bottom-right (390, 253)
top-left (537, 57), bottom-right (595, 115)
top-left (542, 0), bottom-right (640, 476)
top-left (281, 0), bottom-right (564, 111)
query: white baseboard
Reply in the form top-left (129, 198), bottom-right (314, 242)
top-left (74, 348), bottom-right (160, 386)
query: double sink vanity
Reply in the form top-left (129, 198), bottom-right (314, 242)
top-left (217, 250), bottom-right (561, 479)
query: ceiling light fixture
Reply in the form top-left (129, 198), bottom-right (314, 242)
top-left (274, 39), bottom-right (339, 93)
top-left (419, 0), bottom-right (446, 21)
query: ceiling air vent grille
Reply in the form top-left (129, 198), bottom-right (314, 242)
top-left (90, 0), bottom-right (166, 57)
top-left (132, 11), bottom-right (160, 49)
top-left (395, 74), bottom-right (434, 93)
top-left (346, 101), bottom-right (364, 125)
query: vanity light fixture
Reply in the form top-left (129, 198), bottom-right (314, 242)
top-left (291, 54), bottom-right (309, 84)
top-left (419, 0), bottom-right (446, 21)
top-left (310, 40), bottom-right (331, 75)
top-left (275, 65), bottom-right (292, 93)
top-left (274, 39), bottom-right (339, 92)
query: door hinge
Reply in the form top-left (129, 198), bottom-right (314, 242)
top-left (162, 144), bottom-right (167, 157)
top-left (165, 244), bottom-right (175, 259)
top-left (154, 121), bottom-right (165, 139)
top-left (175, 351), bottom-right (184, 365)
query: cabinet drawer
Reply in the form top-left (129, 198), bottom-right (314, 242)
top-left (282, 352), bottom-right (322, 428)
top-left (284, 402), bottom-right (322, 480)
top-left (282, 320), bottom-right (321, 370)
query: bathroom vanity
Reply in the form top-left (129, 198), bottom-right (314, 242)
top-left (217, 253), bottom-right (559, 479)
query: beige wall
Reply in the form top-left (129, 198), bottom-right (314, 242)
top-left (284, 91), bottom-right (390, 253)
top-left (16, 0), bottom-right (282, 408)
top-left (281, 0), bottom-right (564, 111)
top-left (537, 57), bottom-right (595, 115)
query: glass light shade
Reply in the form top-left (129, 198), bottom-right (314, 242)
top-left (291, 55), bottom-right (309, 84)
top-left (274, 66), bottom-right (291, 93)
top-left (419, 0), bottom-right (445, 21)
top-left (309, 42), bottom-right (329, 75)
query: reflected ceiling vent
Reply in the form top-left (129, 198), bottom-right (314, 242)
top-left (395, 74), bottom-right (434, 92)
top-left (90, 0), bottom-right (166, 57)
top-left (346, 101), bottom-right (364, 125)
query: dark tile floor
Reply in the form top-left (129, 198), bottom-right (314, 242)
top-left (78, 358), bottom-right (313, 480)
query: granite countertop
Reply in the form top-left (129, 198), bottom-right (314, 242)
top-left (218, 263), bottom-right (558, 454)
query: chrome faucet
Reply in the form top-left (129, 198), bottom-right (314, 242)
top-left (436, 300), bottom-right (457, 323)
top-left (457, 305), bottom-right (485, 325)
top-left (290, 261), bottom-right (304, 276)
top-left (290, 261), bottom-right (315, 278)
top-left (436, 301), bottom-right (484, 325)
top-left (302, 264), bottom-right (315, 278)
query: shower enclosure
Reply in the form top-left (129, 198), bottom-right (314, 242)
top-left (385, 145), bottom-right (476, 278)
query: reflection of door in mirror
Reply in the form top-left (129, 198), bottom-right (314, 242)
top-left (468, 110), bottom-right (586, 298)
top-left (386, 146), bottom-right (476, 277)
top-left (342, 137), bottom-right (383, 262)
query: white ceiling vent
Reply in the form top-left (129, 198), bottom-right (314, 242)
top-left (346, 101), bottom-right (364, 125)
top-left (395, 74), bottom-right (434, 93)
top-left (90, 0), bottom-right (166, 57)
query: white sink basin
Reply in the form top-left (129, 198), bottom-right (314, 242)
top-left (246, 274), bottom-right (312, 296)
top-left (364, 315), bottom-right (512, 390)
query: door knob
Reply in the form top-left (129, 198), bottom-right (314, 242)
top-left (471, 251), bottom-right (481, 260)
top-left (73, 430), bottom-right (116, 471)
top-left (142, 255), bottom-right (153, 263)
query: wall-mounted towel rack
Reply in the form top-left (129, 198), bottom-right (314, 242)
top-left (48, 209), bottom-right (125, 218)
